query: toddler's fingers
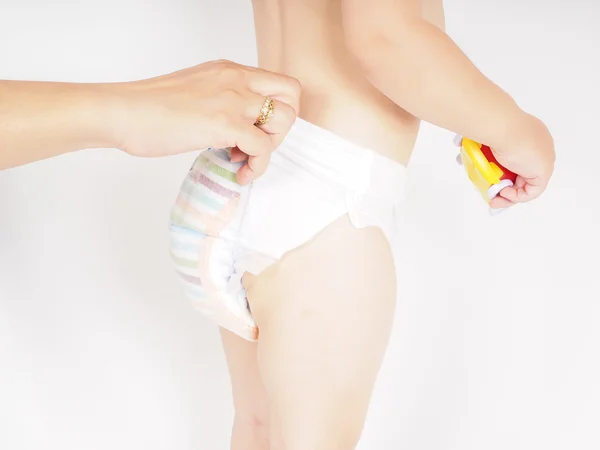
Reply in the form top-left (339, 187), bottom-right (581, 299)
top-left (499, 184), bottom-right (542, 203)
top-left (489, 195), bottom-right (514, 209)
top-left (501, 174), bottom-right (548, 204)
top-left (514, 176), bottom-right (527, 190)
top-left (499, 175), bottom-right (526, 203)
top-left (498, 186), bottom-right (522, 203)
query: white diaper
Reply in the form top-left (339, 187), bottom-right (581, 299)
top-left (169, 118), bottom-right (407, 341)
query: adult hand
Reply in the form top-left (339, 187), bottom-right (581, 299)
top-left (0, 60), bottom-right (301, 182)
top-left (114, 59), bottom-right (301, 184)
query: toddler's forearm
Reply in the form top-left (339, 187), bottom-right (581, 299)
top-left (350, 19), bottom-right (527, 149)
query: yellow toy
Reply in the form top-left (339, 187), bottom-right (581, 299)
top-left (453, 134), bottom-right (517, 205)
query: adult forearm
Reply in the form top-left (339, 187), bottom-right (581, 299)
top-left (354, 20), bottom-right (526, 148)
top-left (0, 60), bottom-right (301, 182)
top-left (0, 80), bottom-right (120, 170)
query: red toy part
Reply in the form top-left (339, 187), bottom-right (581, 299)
top-left (479, 144), bottom-right (518, 183)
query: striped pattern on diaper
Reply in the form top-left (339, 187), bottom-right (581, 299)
top-left (169, 224), bottom-right (208, 304)
top-left (170, 148), bottom-right (244, 235)
top-left (168, 147), bottom-right (259, 340)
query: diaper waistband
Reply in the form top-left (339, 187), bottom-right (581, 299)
top-left (275, 118), bottom-right (407, 200)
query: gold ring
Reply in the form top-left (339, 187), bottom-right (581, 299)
top-left (254, 96), bottom-right (275, 126)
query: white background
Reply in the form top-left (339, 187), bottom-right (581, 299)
top-left (1, 1), bottom-right (598, 449)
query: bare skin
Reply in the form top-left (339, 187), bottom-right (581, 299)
top-left (221, 1), bottom-right (555, 449)
top-left (0, 60), bottom-right (300, 183)
top-left (252, 0), bottom-right (435, 166)
top-left (222, 2), bottom-right (445, 449)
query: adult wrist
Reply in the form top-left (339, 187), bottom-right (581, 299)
top-left (73, 82), bottom-right (130, 152)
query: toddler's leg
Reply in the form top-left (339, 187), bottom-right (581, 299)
top-left (244, 215), bottom-right (397, 450)
top-left (221, 329), bottom-right (284, 450)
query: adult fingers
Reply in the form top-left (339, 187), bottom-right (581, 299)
top-left (260, 99), bottom-right (296, 144)
top-left (236, 163), bottom-right (252, 185)
top-left (244, 94), bottom-right (297, 141)
top-left (230, 146), bottom-right (248, 163)
top-left (236, 154), bottom-right (271, 185)
top-left (228, 119), bottom-right (274, 158)
top-left (230, 94), bottom-right (297, 161)
top-left (244, 67), bottom-right (302, 114)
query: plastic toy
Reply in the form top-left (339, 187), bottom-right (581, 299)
top-left (453, 134), bottom-right (517, 205)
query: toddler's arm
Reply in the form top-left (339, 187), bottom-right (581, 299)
top-left (342, 0), bottom-right (526, 150)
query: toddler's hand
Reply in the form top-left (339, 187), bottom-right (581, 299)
top-left (489, 114), bottom-right (555, 209)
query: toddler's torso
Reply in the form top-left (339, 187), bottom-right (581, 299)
top-left (252, 0), bottom-right (446, 165)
